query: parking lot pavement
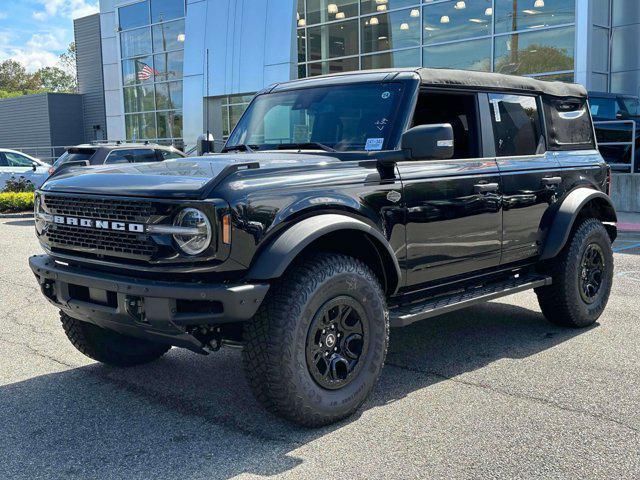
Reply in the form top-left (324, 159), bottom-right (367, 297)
top-left (1, 216), bottom-right (639, 480)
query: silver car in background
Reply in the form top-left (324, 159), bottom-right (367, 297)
top-left (0, 149), bottom-right (51, 190)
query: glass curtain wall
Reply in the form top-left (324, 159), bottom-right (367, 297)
top-left (297, 0), bottom-right (577, 82)
top-left (221, 94), bottom-right (255, 139)
top-left (119, 0), bottom-right (185, 145)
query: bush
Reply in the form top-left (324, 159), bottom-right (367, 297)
top-left (4, 176), bottom-right (35, 193)
top-left (0, 192), bottom-right (35, 213)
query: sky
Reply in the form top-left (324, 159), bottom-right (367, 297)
top-left (0, 0), bottom-right (99, 72)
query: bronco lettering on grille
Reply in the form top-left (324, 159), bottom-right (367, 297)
top-left (52, 215), bottom-right (144, 233)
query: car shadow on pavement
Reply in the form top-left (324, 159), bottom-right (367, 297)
top-left (0, 301), bottom-right (592, 479)
top-left (3, 219), bottom-right (34, 227)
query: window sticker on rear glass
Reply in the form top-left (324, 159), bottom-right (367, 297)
top-left (365, 138), bottom-right (384, 151)
top-left (491, 99), bottom-right (502, 122)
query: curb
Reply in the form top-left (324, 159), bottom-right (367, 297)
top-left (617, 222), bottom-right (640, 233)
top-left (0, 212), bottom-right (33, 219)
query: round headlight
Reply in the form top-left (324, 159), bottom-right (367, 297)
top-left (173, 208), bottom-right (212, 255)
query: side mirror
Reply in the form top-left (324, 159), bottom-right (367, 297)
top-left (401, 123), bottom-right (454, 161)
top-left (32, 162), bottom-right (38, 172)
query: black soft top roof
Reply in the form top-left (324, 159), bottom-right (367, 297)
top-left (274, 67), bottom-right (586, 98)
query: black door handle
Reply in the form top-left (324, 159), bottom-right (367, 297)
top-left (474, 182), bottom-right (499, 194)
top-left (541, 177), bottom-right (562, 187)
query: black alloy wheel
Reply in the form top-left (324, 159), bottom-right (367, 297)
top-left (305, 296), bottom-right (369, 390)
top-left (579, 243), bottom-right (606, 304)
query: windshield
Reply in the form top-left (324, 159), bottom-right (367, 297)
top-left (54, 149), bottom-right (97, 167)
top-left (226, 82), bottom-right (407, 152)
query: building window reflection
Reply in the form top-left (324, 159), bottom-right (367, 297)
top-left (221, 94), bottom-right (254, 139)
top-left (494, 26), bottom-right (575, 76)
top-left (119, 0), bottom-right (185, 145)
top-left (297, 0), bottom-right (577, 82)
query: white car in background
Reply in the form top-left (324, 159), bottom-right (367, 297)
top-left (0, 149), bottom-right (51, 191)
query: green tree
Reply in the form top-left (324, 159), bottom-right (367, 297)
top-left (495, 44), bottom-right (573, 77)
top-left (0, 60), bottom-right (41, 93)
top-left (58, 42), bottom-right (77, 78)
top-left (37, 66), bottom-right (76, 93)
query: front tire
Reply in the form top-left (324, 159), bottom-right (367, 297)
top-left (60, 312), bottom-right (171, 367)
top-left (242, 253), bottom-right (389, 427)
top-left (536, 218), bottom-right (614, 327)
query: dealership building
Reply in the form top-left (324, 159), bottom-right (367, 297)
top-left (86, 0), bottom-right (640, 153)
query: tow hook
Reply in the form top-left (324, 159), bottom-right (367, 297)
top-left (189, 326), bottom-right (223, 352)
top-left (126, 296), bottom-right (146, 323)
top-left (42, 279), bottom-right (57, 302)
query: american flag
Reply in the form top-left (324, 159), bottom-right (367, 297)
top-left (136, 60), bottom-right (159, 81)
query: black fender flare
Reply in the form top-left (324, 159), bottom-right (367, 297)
top-left (540, 188), bottom-right (617, 260)
top-left (247, 214), bottom-right (402, 294)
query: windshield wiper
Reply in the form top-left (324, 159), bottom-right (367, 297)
top-left (221, 144), bottom-right (257, 153)
top-left (276, 142), bottom-right (337, 153)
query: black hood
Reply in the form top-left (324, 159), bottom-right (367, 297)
top-left (40, 153), bottom-right (340, 198)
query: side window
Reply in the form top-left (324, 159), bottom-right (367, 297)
top-left (412, 91), bottom-right (480, 159)
top-left (105, 148), bottom-right (156, 164)
top-left (158, 149), bottom-right (183, 160)
top-left (589, 97), bottom-right (616, 120)
top-left (543, 96), bottom-right (595, 150)
top-left (0, 154), bottom-right (8, 167)
top-left (488, 94), bottom-right (542, 157)
top-left (4, 152), bottom-right (34, 167)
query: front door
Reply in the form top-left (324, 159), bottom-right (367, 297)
top-left (397, 90), bottom-right (502, 287)
top-left (3, 152), bottom-right (37, 187)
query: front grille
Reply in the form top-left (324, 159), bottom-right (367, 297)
top-left (43, 194), bottom-right (157, 223)
top-left (47, 224), bottom-right (158, 257)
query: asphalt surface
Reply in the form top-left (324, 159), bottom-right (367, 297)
top-left (1, 216), bottom-right (639, 480)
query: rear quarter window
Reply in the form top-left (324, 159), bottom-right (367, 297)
top-left (544, 96), bottom-right (595, 150)
top-left (54, 149), bottom-right (97, 167)
top-left (105, 149), bottom-right (158, 164)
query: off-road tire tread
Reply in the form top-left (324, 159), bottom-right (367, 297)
top-left (60, 311), bottom-right (170, 366)
top-left (536, 218), bottom-right (613, 328)
top-left (242, 253), bottom-right (389, 427)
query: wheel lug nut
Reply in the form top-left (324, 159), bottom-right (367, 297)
top-left (324, 352), bottom-right (329, 356)
top-left (334, 347), bottom-right (338, 351)
top-left (337, 333), bottom-right (341, 338)
top-left (322, 329), bottom-right (326, 334)
top-left (331, 325), bottom-right (335, 329)
top-left (319, 342), bottom-right (323, 347)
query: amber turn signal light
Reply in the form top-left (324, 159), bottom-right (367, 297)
top-left (222, 214), bottom-right (231, 244)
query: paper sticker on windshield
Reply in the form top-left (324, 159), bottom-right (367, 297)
top-left (293, 124), bottom-right (309, 143)
top-left (365, 138), bottom-right (384, 151)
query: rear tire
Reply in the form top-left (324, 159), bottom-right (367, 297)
top-left (242, 253), bottom-right (389, 427)
top-left (60, 312), bottom-right (171, 367)
top-left (536, 218), bottom-right (613, 328)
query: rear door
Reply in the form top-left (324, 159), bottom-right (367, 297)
top-left (483, 93), bottom-right (563, 264)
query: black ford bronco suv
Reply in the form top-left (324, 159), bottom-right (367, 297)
top-left (30, 68), bottom-right (617, 427)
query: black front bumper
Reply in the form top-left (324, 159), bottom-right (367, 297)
top-left (29, 255), bottom-right (269, 352)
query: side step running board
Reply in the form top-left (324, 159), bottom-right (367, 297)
top-left (390, 274), bottom-right (552, 328)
